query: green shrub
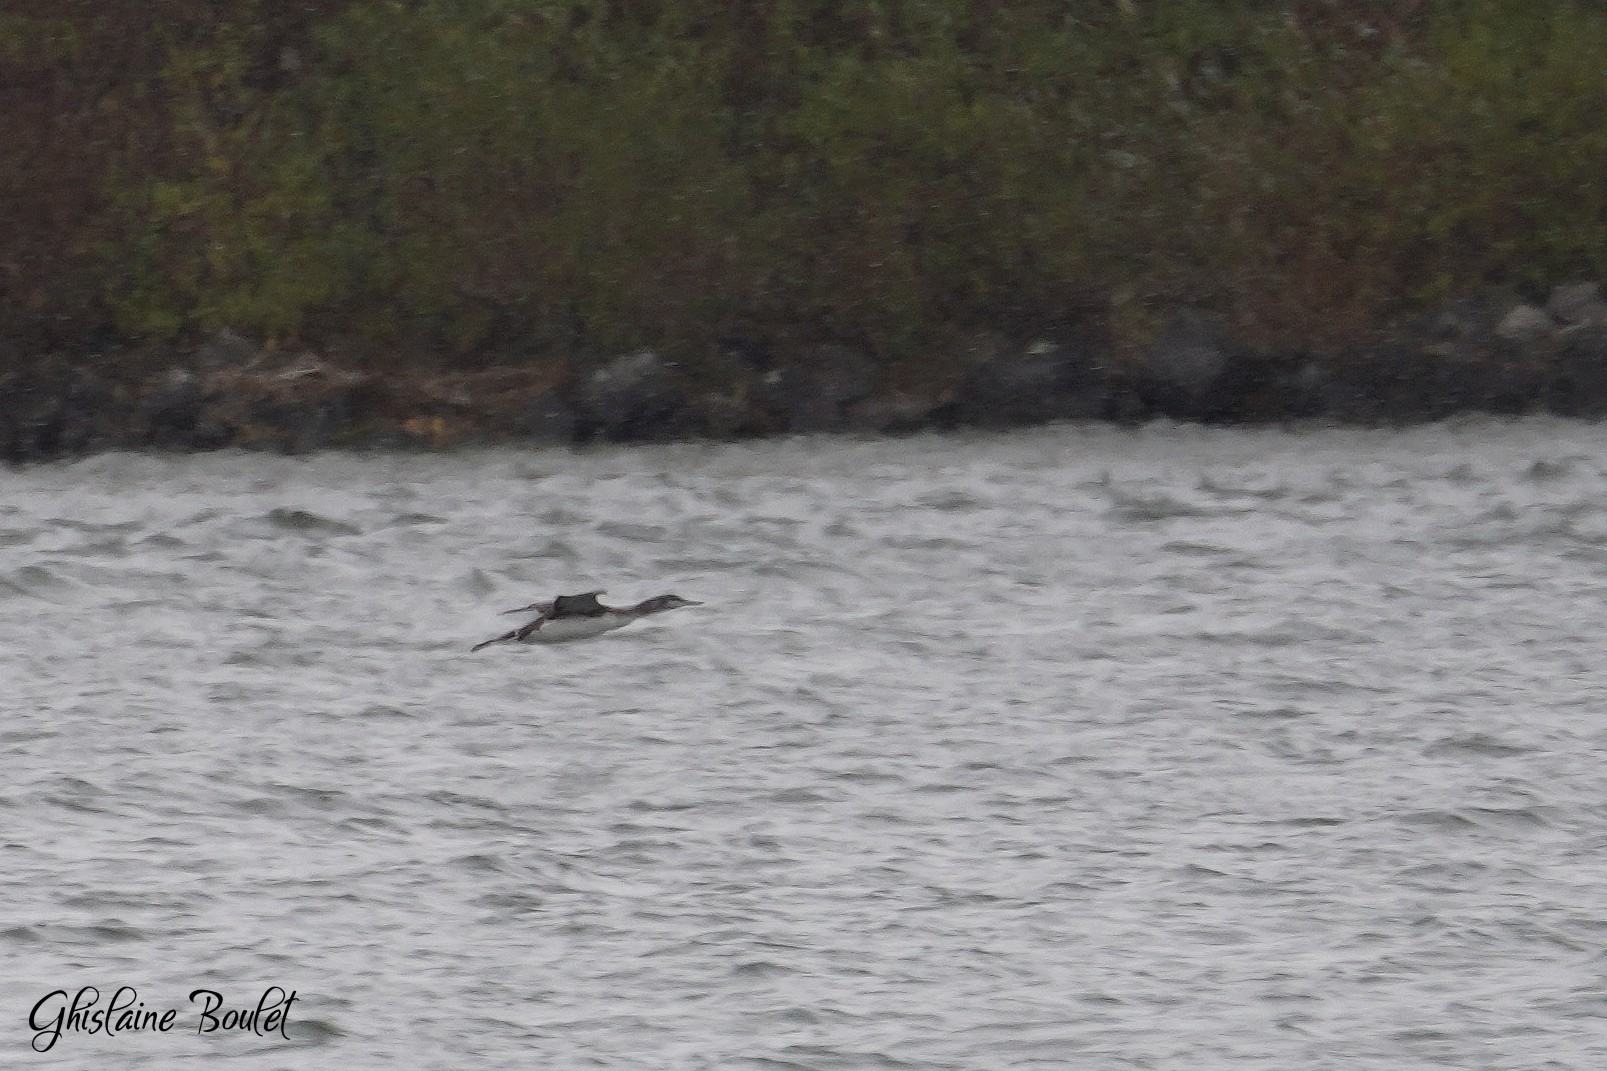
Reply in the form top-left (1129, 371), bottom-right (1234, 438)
top-left (7, 0), bottom-right (1600, 373)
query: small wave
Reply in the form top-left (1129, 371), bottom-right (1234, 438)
top-left (512, 539), bottom-right (581, 560)
top-left (1396, 860), bottom-right (1491, 889)
top-left (593, 521), bottom-right (670, 540)
top-left (385, 511), bottom-right (449, 526)
top-left (1395, 807), bottom-right (1551, 834)
top-left (56, 534), bottom-right (130, 558)
top-left (355, 701), bottom-right (414, 717)
top-left (1461, 805), bottom-right (1554, 831)
top-left (0, 564), bottom-right (69, 599)
top-left (1229, 704), bottom-right (1310, 720)
top-left (49, 518), bottom-right (142, 535)
top-left (460, 568), bottom-right (497, 598)
top-left (1197, 474), bottom-right (1291, 500)
top-left (880, 535), bottom-right (980, 552)
top-left (1522, 456), bottom-right (1587, 482)
top-left (766, 785), bottom-right (838, 804)
top-left (1104, 488), bottom-right (1247, 523)
top-left (1159, 540), bottom-right (1260, 569)
top-left (476, 890), bottom-right (546, 914)
top-left (448, 852), bottom-right (508, 874)
top-left (14, 921), bottom-right (147, 945)
top-left (915, 489), bottom-right (987, 511)
top-left (263, 507), bottom-right (362, 535)
top-left (732, 959), bottom-right (800, 978)
top-left (280, 1017), bottom-right (343, 1046)
top-left (1396, 809), bottom-right (1479, 832)
top-left (1424, 733), bottom-right (1536, 758)
top-left (1190, 618), bottom-right (1372, 649)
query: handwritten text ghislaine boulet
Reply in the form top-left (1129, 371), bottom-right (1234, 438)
top-left (29, 986), bottom-right (297, 1053)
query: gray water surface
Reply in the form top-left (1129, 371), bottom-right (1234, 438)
top-left (5, 420), bottom-right (1607, 1068)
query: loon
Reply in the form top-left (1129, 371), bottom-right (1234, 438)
top-left (472, 591), bottom-right (701, 651)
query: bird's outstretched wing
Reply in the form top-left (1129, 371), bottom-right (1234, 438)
top-left (471, 628), bottom-right (519, 653)
top-left (501, 589), bottom-right (606, 615)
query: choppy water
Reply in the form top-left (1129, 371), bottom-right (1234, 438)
top-left (5, 419), bottom-right (1607, 1069)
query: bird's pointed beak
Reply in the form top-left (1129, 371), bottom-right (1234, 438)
top-left (501, 603), bottom-right (540, 615)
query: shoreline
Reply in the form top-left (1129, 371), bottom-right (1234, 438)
top-left (6, 283), bottom-right (1606, 463)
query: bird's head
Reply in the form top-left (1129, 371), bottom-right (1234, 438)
top-left (640, 594), bottom-right (702, 614)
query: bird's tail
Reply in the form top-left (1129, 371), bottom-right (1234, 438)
top-left (471, 630), bottom-right (518, 653)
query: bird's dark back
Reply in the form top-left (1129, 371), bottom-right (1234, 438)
top-left (551, 592), bottom-right (606, 617)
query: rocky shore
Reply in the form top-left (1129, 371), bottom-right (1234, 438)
top-left (5, 282), bottom-right (1607, 463)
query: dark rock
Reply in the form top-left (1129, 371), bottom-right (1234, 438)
top-left (247, 398), bottom-right (346, 453)
top-left (1315, 342), bottom-right (1457, 422)
top-left (4, 364), bottom-right (69, 460)
top-left (1452, 353), bottom-right (1545, 415)
top-left (191, 420), bottom-right (234, 450)
top-left (1276, 361), bottom-right (1334, 420)
top-left (1134, 310), bottom-right (1233, 419)
top-left (948, 336), bottom-right (1107, 427)
top-left (717, 336), bottom-right (774, 373)
top-left (1324, 291), bottom-right (1553, 420)
top-left (1422, 292), bottom-right (1514, 343)
top-left (1301, 355), bottom-right (1375, 422)
top-left (1495, 303), bottom-right (1555, 344)
top-left (1545, 324), bottom-right (1607, 416)
top-left (1104, 386), bottom-right (1148, 425)
top-left (514, 388), bottom-right (578, 445)
top-left (1213, 352), bottom-right (1317, 421)
top-left (847, 392), bottom-right (945, 434)
top-left (1546, 281), bottom-right (1607, 327)
top-left (575, 350), bottom-right (682, 441)
top-left (196, 328), bottom-right (259, 369)
top-left (1347, 292), bottom-right (1551, 417)
top-left (0, 359), bottom-right (142, 460)
top-left (198, 362), bottom-right (384, 452)
top-left (752, 343), bottom-right (879, 432)
top-left (140, 368), bottom-right (205, 444)
top-left (681, 392), bottom-right (751, 439)
top-left (1152, 310), bottom-right (1228, 392)
top-left (1428, 297), bottom-right (1549, 414)
top-left (56, 367), bottom-right (133, 453)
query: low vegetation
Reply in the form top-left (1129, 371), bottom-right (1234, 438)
top-left (3, 0), bottom-right (1605, 380)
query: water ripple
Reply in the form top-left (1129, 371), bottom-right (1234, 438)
top-left (5, 420), bottom-right (1607, 1069)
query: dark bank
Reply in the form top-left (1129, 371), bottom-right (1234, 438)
top-left (4, 2), bottom-right (1605, 460)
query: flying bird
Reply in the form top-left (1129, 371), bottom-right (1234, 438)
top-left (472, 590), bottom-right (701, 651)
